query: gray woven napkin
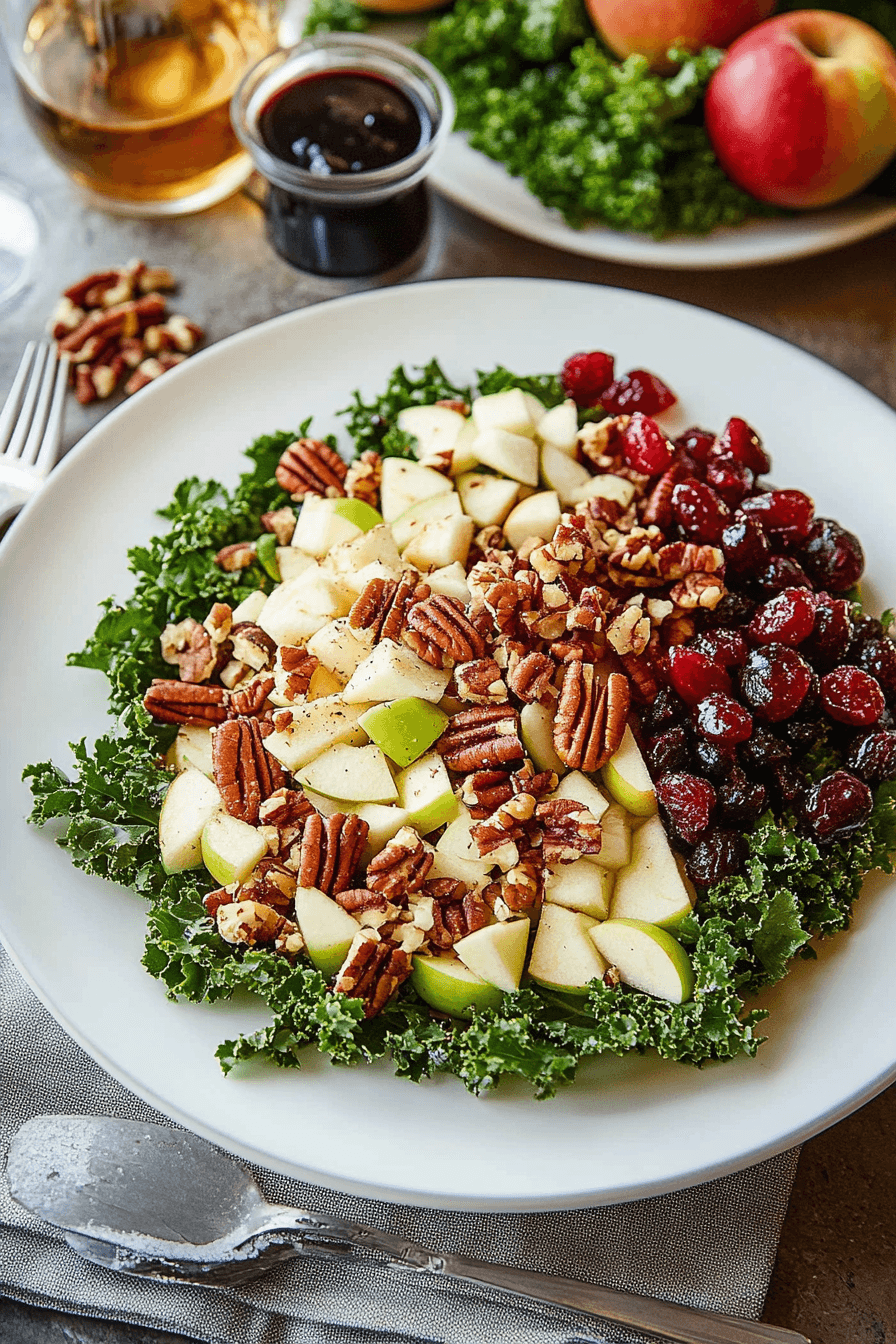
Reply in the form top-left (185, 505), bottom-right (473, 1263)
top-left (0, 944), bottom-right (799, 1344)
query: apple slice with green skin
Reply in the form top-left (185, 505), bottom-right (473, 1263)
top-left (293, 886), bottom-right (361, 979)
top-left (359, 697), bottom-right (448, 768)
top-left (401, 514), bottom-right (475, 572)
top-left (397, 404), bottom-right (467, 459)
top-left (331, 497), bottom-right (383, 532)
top-left (572, 473), bottom-right (637, 508)
top-left (545, 859), bottom-right (614, 920)
top-left (411, 955), bottom-right (504, 1018)
top-left (231, 589), bottom-right (269, 624)
top-left (343, 639), bottom-right (451, 705)
top-left (158, 768), bottom-right (223, 873)
top-left (263, 695), bottom-right (370, 772)
top-left (539, 444), bottom-right (593, 505)
top-left (537, 399), bottom-right (578, 454)
top-left (306, 617), bottom-right (376, 682)
top-left (590, 918), bottom-right (694, 1004)
top-left (591, 800), bottom-right (632, 871)
top-left (602, 724), bottom-right (657, 817)
top-left (276, 547), bottom-right (316, 583)
top-left (526, 904), bottom-right (607, 994)
top-left (472, 428), bottom-right (539, 486)
top-left (471, 388), bottom-right (538, 437)
top-left (395, 752), bottom-right (458, 833)
top-left (390, 492), bottom-right (462, 552)
top-left (297, 743), bottom-right (398, 804)
top-left (610, 813), bottom-right (694, 929)
top-left (356, 803), bottom-right (413, 863)
top-left (448, 419), bottom-right (481, 477)
top-left (502, 490), bottom-right (561, 551)
top-left (455, 917), bottom-right (529, 993)
top-left (255, 532), bottom-right (280, 581)
top-left (291, 495), bottom-right (363, 556)
top-left (201, 811), bottom-right (268, 886)
top-left (379, 457), bottom-right (454, 522)
top-left (455, 472), bottom-right (520, 527)
top-left (425, 561), bottom-right (470, 603)
top-left (164, 724), bottom-right (214, 779)
top-left (257, 568), bottom-right (353, 646)
top-left (520, 701), bottom-right (566, 775)
top-left (550, 770), bottom-right (610, 822)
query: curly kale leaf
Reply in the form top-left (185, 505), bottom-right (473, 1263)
top-left (339, 360), bottom-right (472, 460)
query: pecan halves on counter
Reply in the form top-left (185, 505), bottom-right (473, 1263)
top-left (212, 717), bottom-right (287, 825)
top-left (275, 438), bottom-right (347, 499)
top-left (405, 595), bottom-right (486, 666)
top-left (349, 572), bottom-right (427, 643)
top-left (291, 812), bottom-right (369, 896)
top-left (144, 679), bottom-right (228, 725)
top-left (437, 704), bottom-right (525, 773)
top-left (553, 665), bottom-right (631, 773)
top-left (366, 826), bottom-right (433, 900)
top-left (334, 935), bottom-right (412, 1017)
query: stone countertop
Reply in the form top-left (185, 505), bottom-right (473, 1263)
top-left (2, 33), bottom-right (896, 1344)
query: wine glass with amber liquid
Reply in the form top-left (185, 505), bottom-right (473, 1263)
top-left (1, 0), bottom-right (283, 215)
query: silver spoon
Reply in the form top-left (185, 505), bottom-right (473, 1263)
top-left (6, 1114), bottom-right (809, 1344)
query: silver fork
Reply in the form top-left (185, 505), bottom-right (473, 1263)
top-left (0, 338), bottom-right (69, 529)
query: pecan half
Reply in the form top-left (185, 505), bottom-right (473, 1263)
top-left (454, 657), bottom-right (507, 704)
top-left (143, 679), bottom-right (227, 725)
top-left (216, 900), bottom-right (302, 955)
top-left (333, 888), bottom-right (390, 915)
top-left (334, 935), bottom-right (412, 1017)
top-left (506, 650), bottom-right (555, 703)
top-left (212, 717), bottom-right (287, 824)
top-left (437, 704), bottom-right (524, 772)
top-left (366, 826), bottom-right (433, 900)
top-left (344, 449), bottom-right (381, 509)
top-left (553, 665), bottom-right (630, 772)
top-left (160, 618), bottom-right (217, 684)
top-left (290, 812), bottom-right (369, 896)
top-left (215, 541), bottom-right (256, 573)
top-left (230, 622), bottom-right (276, 671)
top-left (228, 674), bottom-right (275, 718)
top-left (275, 438), bottom-right (347, 499)
top-left (349, 572), bottom-right (427, 642)
top-left (260, 507), bottom-right (296, 546)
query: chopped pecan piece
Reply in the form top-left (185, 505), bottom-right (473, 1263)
top-left (349, 572), bottom-right (427, 642)
top-left (607, 604), bottom-right (652, 657)
top-left (459, 762), bottom-right (556, 818)
top-left (241, 857), bottom-right (297, 914)
top-left (437, 704), bottom-right (524, 772)
top-left (273, 646), bottom-right (319, 703)
top-left (553, 665), bottom-right (631, 772)
top-left (260, 507), bottom-right (296, 546)
top-left (656, 541), bottom-right (725, 582)
top-left (275, 438), bottom-right (347, 499)
top-left (668, 573), bottom-right (726, 610)
top-left (160, 618), bottom-right (217, 684)
top-left (202, 887), bottom-right (232, 918)
top-left (212, 717), bottom-right (287, 825)
top-left (215, 541), bottom-right (256, 573)
top-left (290, 812), bottom-right (369, 895)
top-left (344, 449), bottom-right (382, 509)
top-left (230, 622), bottom-right (276, 671)
top-left (536, 799), bottom-right (603, 865)
top-left (143, 679), bottom-right (227, 725)
top-left (204, 603), bottom-right (232, 645)
top-left (506, 650), bottom-right (555, 703)
top-left (366, 826), bottom-right (433, 900)
top-left (471, 793), bottom-right (536, 856)
top-left (333, 888), bottom-right (390, 915)
top-left (258, 787), bottom-right (315, 828)
top-left (216, 900), bottom-right (302, 953)
top-left (454, 657), bottom-right (507, 704)
top-left (334, 935), bottom-right (412, 1017)
top-left (228, 674), bottom-right (275, 718)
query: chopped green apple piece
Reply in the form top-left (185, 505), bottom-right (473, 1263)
top-left (356, 803), bottom-right (412, 861)
top-left (390, 492), bottom-right (462, 552)
top-left (471, 388), bottom-right (537, 437)
top-left (306, 617), bottom-right (376, 682)
top-left (502, 490), bottom-right (561, 552)
top-left (292, 495), bottom-right (362, 556)
top-left (472, 427), bottom-right (539, 486)
top-left (591, 801), bottom-right (632, 871)
top-left (325, 525), bottom-right (402, 582)
top-left (521, 391), bottom-right (546, 425)
top-left (158, 767), bottom-right (223, 873)
top-left (425, 561), bottom-right (471, 603)
top-left (526, 904), bottom-right (606, 994)
top-left (257, 568), bottom-right (353, 646)
top-left (551, 770), bottom-right (610, 822)
top-left (448, 419), bottom-right (481, 477)
top-left (275, 547), bottom-right (315, 582)
top-left (410, 954), bottom-right (504, 1018)
top-left (544, 859), bottom-right (614, 920)
top-left (536, 399), bottom-right (578, 454)
top-left (164, 724), bottom-right (214, 778)
top-left (539, 444), bottom-right (592, 505)
top-left (379, 456), bottom-right (453, 522)
top-left (610, 813), bottom-right (694, 929)
top-left (590, 918), bottom-right (694, 1003)
top-left (343, 639), bottom-right (451, 705)
top-left (397, 404), bottom-right (467, 460)
top-left (297, 743), bottom-right (398, 804)
top-left (572, 473), bottom-right (637, 508)
top-left (359, 697), bottom-right (448, 768)
top-left (293, 886), bottom-right (360, 978)
top-left (255, 532), bottom-right (280, 581)
top-left (230, 589), bottom-right (268, 624)
top-left (436, 805), bottom-right (486, 864)
top-left (455, 917), bottom-right (529, 993)
top-left (331, 497), bottom-right (383, 531)
top-left (401, 514), bottom-right (475, 572)
top-left (201, 811), bottom-right (268, 886)
top-left (307, 665), bottom-right (346, 700)
top-left (395, 752), bottom-right (458, 833)
top-left (455, 472), bottom-right (519, 527)
top-left (602, 725), bottom-right (657, 817)
top-left (428, 847), bottom-right (491, 886)
top-left (263, 695), bottom-right (370, 772)
top-left (520, 700), bottom-right (566, 775)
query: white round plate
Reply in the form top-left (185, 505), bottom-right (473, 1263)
top-left (3, 278), bottom-right (896, 1211)
top-left (432, 135), bottom-right (896, 268)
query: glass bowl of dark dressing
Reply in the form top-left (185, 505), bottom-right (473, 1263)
top-left (232, 34), bottom-right (454, 277)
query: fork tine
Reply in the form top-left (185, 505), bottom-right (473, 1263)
top-left (4, 339), bottom-right (51, 463)
top-left (0, 340), bottom-right (39, 454)
top-left (29, 350), bottom-right (69, 474)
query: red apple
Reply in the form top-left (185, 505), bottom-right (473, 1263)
top-left (705, 10), bottom-right (896, 208)
top-left (584, 0), bottom-right (776, 71)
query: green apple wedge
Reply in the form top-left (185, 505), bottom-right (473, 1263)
top-left (502, 490), bottom-right (561, 552)
top-left (471, 387), bottom-right (538, 437)
top-left (544, 858), bottom-right (614, 920)
top-left (331, 497), bottom-right (383, 532)
top-left (379, 456), bottom-right (453, 522)
top-left (609, 813), bottom-right (694, 930)
top-left (595, 800), bottom-right (632, 871)
top-left (472, 427), bottom-right (539, 486)
top-left (359, 697), bottom-right (448, 769)
top-left (590, 918), bottom-right (694, 1004)
top-left (390, 492), bottom-right (462, 552)
top-left (526, 904), bottom-right (606, 994)
top-left (520, 700), bottom-right (566, 775)
top-left (263, 695), bottom-right (369, 773)
top-left (394, 752), bottom-right (458, 834)
top-left (539, 444), bottom-right (592, 505)
top-left (454, 918), bottom-right (529, 993)
top-left (291, 495), bottom-right (364, 556)
top-left (455, 472), bottom-right (519, 527)
top-left (342, 640), bottom-right (450, 705)
top-left (602, 725), bottom-right (657, 817)
top-left (411, 955), bottom-right (504, 1018)
top-left (297, 743), bottom-right (398, 804)
top-left (158, 767), bottom-right (223, 873)
top-left (293, 886), bottom-right (360, 978)
top-left (201, 811), bottom-right (268, 886)
top-left (401, 514), bottom-right (475, 572)
top-left (164, 724), bottom-right (214, 778)
top-left (550, 770), bottom-right (610, 822)
top-left (536, 399), bottom-right (578, 454)
top-left (397, 403), bottom-right (467, 460)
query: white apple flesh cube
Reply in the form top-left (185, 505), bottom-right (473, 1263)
top-left (379, 457), bottom-right (454, 522)
top-left (544, 859), bottom-right (614, 920)
top-left (602, 725), bottom-right (657, 817)
top-left (610, 813), bottom-right (694, 929)
top-left (539, 444), bottom-right (593, 505)
top-left (307, 665), bottom-right (345, 700)
top-left (325, 525), bottom-right (402, 581)
top-left (297, 743), bottom-right (398, 804)
top-left (356, 803), bottom-right (412, 863)
top-left (428, 847), bottom-right (491, 886)
top-left (397, 404), bottom-right (467, 459)
top-left (456, 472), bottom-right (520, 527)
top-left (590, 919), bottom-right (694, 1003)
top-left (425, 561), bottom-right (471, 603)
top-left (472, 427), bottom-right (539, 486)
top-left (343, 639), bottom-right (451, 705)
top-left (291, 495), bottom-right (362, 557)
top-left (471, 388), bottom-right (537, 437)
top-left (306, 618), bottom-right (376, 682)
top-left (454, 918), bottom-right (530, 993)
top-left (390, 492), bottom-right (462, 552)
top-left (537, 399), bottom-right (579, 454)
top-left (526, 904), bottom-right (606, 994)
top-left (448, 419), bottom-right (481, 477)
top-left (395, 752), bottom-right (458, 833)
top-left (359, 696), bottom-right (448, 768)
top-left (264, 696), bottom-right (370, 772)
top-left (165, 724), bottom-right (214, 778)
top-left (520, 700), bottom-right (566, 775)
top-left (158, 768), bottom-right (223, 873)
top-left (275, 548), bottom-right (315, 582)
top-left (550, 770), bottom-right (610, 822)
top-left (436, 806), bottom-right (487, 865)
top-left (293, 886), bottom-right (361, 979)
top-left (230, 589), bottom-right (269, 624)
top-left (330, 497), bottom-right (384, 532)
top-left (572, 474), bottom-right (637, 508)
top-left (401, 514), bottom-right (475, 572)
top-left (502, 490), bottom-right (561, 552)
top-left (200, 811), bottom-right (268, 886)
top-left (257, 568), bottom-right (353, 646)
top-left (592, 801), bottom-right (632, 871)
top-left (411, 954), bottom-right (503, 1018)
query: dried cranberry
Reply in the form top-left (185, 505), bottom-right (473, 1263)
top-left (850, 614), bottom-right (885, 648)
top-left (752, 556), bottom-right (814, 594)
top-left (739, 644), bottom-right (813, 722)
top-left (740, 726), bottom-right (791, 771)
top-left (600, 368), bottom-right (676, 416)
top-left (778, 715), bottom-right (827, 757)
top-left (674, 427), bottom-right (716, 465)
top-left (560, 351), bottom-right (614, 407)
top-left (853, 638), bottom-right (896, 701)
top-left (694, 738), bottom-right (737, 780)
top-left (671, 481), bottom-right (730, 545)
top-left (715, 416), bottom-right (771, 475)
top-left (667, 645), bottom-right (732, 704)
top-left (692, 628), bottom-right (748, 668)
top-left (721, 513), bottom-right (771, 580)
top-left (622, 412), bottom-right (674, 475)
top-left (820, 666), bottom-right (885, 726)
top-left (798, 770), bottom-right (873, 843)
top-left (770, 761), bottom-right (808, 805)
top-left (799, 518), bottom-right (864, 592)
top-left (705, 452), bottom-right (754, 508)
top-left (740, 489), bottom-right (814, 549)
top-left (656, 772), bottom-right (717, 845)
top-left (803, 594), bottom-right (853, 671)
top-left (694, 692), bottom-right (754, 745)
top-left (639, 687), bottom-right (688, 736)
top-left (647, 726), bottom-right (693, 776)
top-left (717, 769), bottom-right (767, 828)
top-left (747, 588), bottom-right (817, 647)
top-left (703, 592), bottom-right (757, 629)
top-left (686, 829), bottom-right (749, 886)
top-left (845, 730), bottom-right (896, 784)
